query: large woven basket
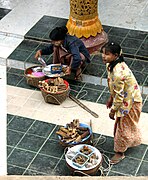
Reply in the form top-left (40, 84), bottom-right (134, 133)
top-left (24, 65), bottom-right (46, 88)
top-left (40, 79), bottom-right (69, 105)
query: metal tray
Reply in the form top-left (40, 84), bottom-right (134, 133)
top-left (42, 64), bottom-right (67, 78)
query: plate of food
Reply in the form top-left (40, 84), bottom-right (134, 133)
top-left (65, 144), bottom-right (102, 171)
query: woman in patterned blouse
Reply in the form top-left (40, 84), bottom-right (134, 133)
top-left (101, 41), bottom-right (142, 164)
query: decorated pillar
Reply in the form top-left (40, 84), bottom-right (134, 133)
top-left (66, 0), bottom-right (108, 54)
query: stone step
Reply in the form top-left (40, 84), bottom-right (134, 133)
top-left (7, 58), bottom-right (148, 96)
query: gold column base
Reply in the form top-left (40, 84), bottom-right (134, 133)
top-left (66, 16), bottom-right (103, 38)
top-left (80, 31), bottom-right (108, 54)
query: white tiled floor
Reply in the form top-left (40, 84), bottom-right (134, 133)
top-left (7, 85), bottom-right (148, 145)
top-left (99, 0), bottom-right (148, 31)
top-left (0, 35), bottom-right (23, 60)
top-left (0, 65), bottom-right (6, 175)
top-left (0, 0), bottom-right (148, 176)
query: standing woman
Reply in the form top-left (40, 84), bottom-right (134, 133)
top-left (101, 41), bottom-right (142, 164)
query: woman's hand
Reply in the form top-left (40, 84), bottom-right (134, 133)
top-left (35, 50), bottom-right (42, 59)
top-left (106, 95), bottom-right (113, 109)
top-left (65, 66), bottom-right (71, 75)
top-left (109, 109), bottom-right (116, 120)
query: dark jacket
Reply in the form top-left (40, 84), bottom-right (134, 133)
top-left (41, 34), bottom-right (90, 69)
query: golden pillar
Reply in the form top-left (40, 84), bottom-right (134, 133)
top-left (66, 0), bottom-right (108, 53)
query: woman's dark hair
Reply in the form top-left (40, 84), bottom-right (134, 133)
top-left (49, 26), bottom-right (68, 41)
top-left (101, 41), bottom-right (124, 72)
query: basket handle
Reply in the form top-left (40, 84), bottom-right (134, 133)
top-left (73, 170), bottom-right (90, 176)
top-left (24, 61), bottom-right (28, 70)
top-left (44, 93), bottom-right (62, 105)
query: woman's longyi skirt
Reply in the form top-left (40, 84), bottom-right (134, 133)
top-left (114, 102), bottom-right (142, 152)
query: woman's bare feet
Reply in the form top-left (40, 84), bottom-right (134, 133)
top-left (110, 152), bottom-right (125, 165)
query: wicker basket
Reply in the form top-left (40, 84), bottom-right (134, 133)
top-left (40, 79), bottom-right (69, 105)
top-left (24, 65), bottom-right (46, 88)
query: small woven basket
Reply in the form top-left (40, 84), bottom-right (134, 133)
top-left (24, 65), bottom-right (46, 88)
top-left (40, 79), bottom-right (69, 105)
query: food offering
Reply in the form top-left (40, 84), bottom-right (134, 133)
top-left (56, 119), bottom-right (92, 146)
top-left (51, 65), bottom-right (62, 74)
top-left (38, 77), bottom-right (67, 93)
top-left (72, 152), bottom-right (89, 168)
top-left (80, 145), bottom-right (93, 155)
top-left (65, 144), bottom-right (102, 174)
